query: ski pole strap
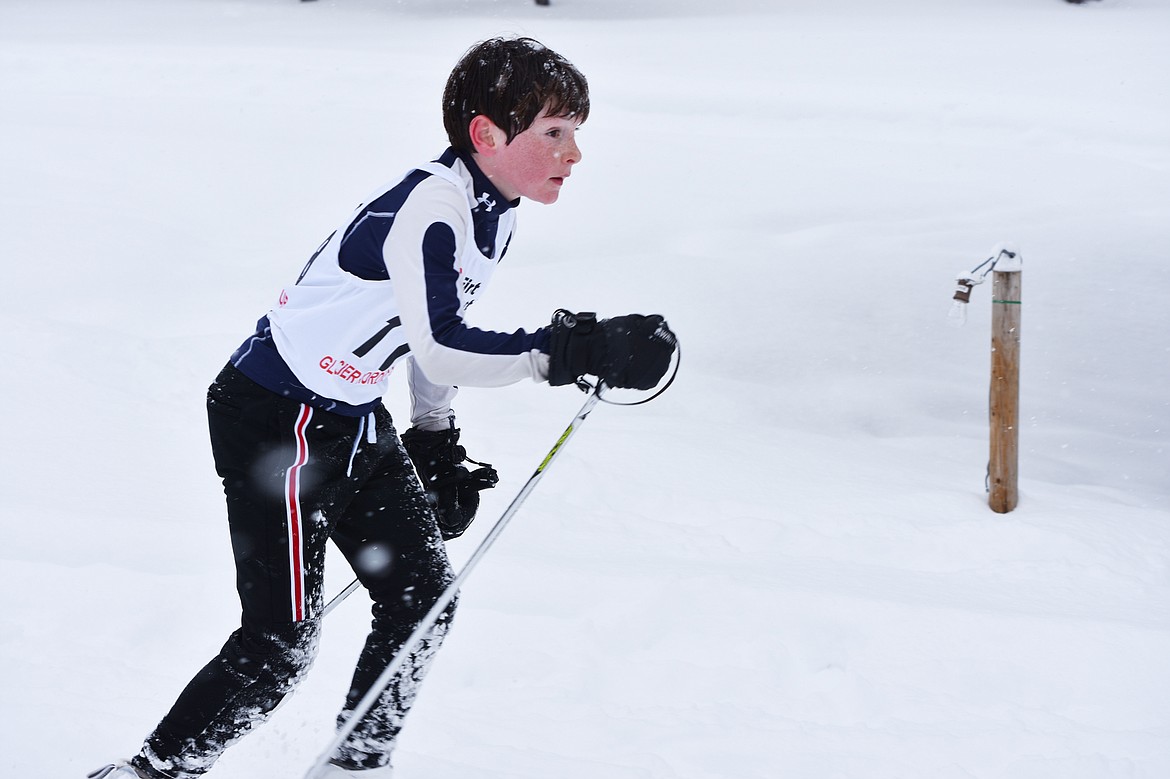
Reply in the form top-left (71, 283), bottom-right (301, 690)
top-left (584, 339), bottom-right (681, 407)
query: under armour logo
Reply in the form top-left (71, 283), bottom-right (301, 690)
top-left (476, 192), bottom-right (497, 213)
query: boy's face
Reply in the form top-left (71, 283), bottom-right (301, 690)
top-left (475, 112), bottom-right (583, 205)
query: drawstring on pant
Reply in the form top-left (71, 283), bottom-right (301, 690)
top-left (346, 412), bottom-right (379, 477)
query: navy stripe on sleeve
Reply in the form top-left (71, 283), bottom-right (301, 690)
top-left (421, 223), bottom-right (550, 355)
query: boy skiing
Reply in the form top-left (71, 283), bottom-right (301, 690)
top-left (93, 36), bottom-right (675, 779)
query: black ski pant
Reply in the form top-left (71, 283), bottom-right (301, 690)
top-left (133, 364), bottom-right (455, 779)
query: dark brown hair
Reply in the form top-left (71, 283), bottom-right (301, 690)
top-left (442, 37), bottom-right (590, 152)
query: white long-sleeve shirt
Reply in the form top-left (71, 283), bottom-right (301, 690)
top-left (231, 149), bottom-right (552, 423)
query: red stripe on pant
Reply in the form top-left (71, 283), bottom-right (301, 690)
top-left (285, 404), bottom-right (314, 621)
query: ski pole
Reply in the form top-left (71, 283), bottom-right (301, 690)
top-left (318, 387), bottom-right (597, 619)
top-left (318, 334), bottom-right (682, 622)
top-left (321, 577), bottom-right (361, 618)
top-left (303, 385), bottom-right (605, 778)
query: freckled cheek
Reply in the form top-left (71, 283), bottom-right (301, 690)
top-left (505, 138), bottom-right (560, 192)
top-left (516, 156), bottom-right (553, 187)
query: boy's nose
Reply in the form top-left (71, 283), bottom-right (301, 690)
top-left (565, 138), bottom-right (582, 165)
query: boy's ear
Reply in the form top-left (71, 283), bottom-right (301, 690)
top-left (469, 115), bottom-right (508, 156)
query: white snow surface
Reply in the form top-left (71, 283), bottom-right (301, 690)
top-left (2, 0), bottom-right (1168, 777)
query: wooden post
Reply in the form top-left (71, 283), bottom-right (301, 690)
top-left (989, 258), bottom-right (1022, 513)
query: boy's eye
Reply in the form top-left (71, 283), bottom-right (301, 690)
top-left (546, 129), bottom-right (561, 138)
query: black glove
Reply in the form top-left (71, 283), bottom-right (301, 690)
top-left (547, 309), bottom-right (677, 390)
top-left (400, 423), bottom-right (498, 540)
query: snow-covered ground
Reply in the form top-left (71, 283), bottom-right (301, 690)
top-left (2, 0), bottom-right (1168, 777)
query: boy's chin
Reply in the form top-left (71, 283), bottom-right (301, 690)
top-left (529, 188), bottom-right (562, 205)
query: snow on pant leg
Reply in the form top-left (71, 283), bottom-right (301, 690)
top-left (135, 620), bottom-right (322, 779)
top-left (326, 405), bottom-right (458, 771)
top-left (135, 365), bottom-right (356, 779)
